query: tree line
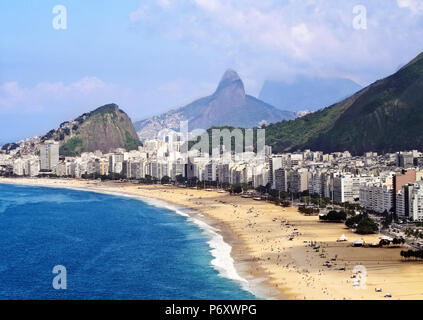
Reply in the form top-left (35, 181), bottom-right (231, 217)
top-left (401, 250), bottom-right (423, 260)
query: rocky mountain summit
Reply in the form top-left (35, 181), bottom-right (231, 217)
top-left (134, 70), bottom-right (296, 140)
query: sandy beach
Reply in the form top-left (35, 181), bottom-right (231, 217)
top-left (2, 177), bottom-right (423, 300)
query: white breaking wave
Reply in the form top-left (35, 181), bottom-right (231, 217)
top-left (122, 195), bottom-right (252, 286)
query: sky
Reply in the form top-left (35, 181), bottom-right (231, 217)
top-left (1, 0), bottom-right (423, 143)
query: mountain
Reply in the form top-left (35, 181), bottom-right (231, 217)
top-left (134, 70), bottom-right (296, 140)
top-left (258, 76), bottom-right (362, 113)
top-left (264, 51), bottom-right (423, 155)
top-left (2, 104), bottom-right (141, 157)
top-left (56, 104), bottom-right (140, 156)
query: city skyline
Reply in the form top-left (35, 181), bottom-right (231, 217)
top-left (7, 131), bottom-right (423, 222)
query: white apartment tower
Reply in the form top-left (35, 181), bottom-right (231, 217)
top-left (40, 141), bottom-right (59, 172)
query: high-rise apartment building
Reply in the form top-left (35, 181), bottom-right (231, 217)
top-left (393, 169), bottom-right (416, 212)
top-left (39, 141), bottom-right (59, 172)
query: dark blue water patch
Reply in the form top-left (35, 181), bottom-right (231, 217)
top-left (0, 184), bottom-right (256, 300)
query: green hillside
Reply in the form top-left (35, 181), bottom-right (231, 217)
top-left (264, 51), bottom-right (423, 155)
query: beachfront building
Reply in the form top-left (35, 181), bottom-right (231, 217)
top-left (13, 156), bottom-right (40, 177)
top-left (360, 184), bottom-right (393, 213)
top-left (393, 169), bottom-right (416, 213)
top-left (396, 180), bottom-right (423, 221)
top-left (26, 158), bottom-right (40, 177)
top-left (230, 163), bottom-right (248, 185)
top-left (146, 160), bottom-right (169, 180)
top-left (95, 158), bottom-right (110, 176)
top-left (289, 168), bottom-right (309, 194)
top-left (252, 163), bottom-right (269, 188)
top-left (13, 158), bottom-right (24, 176)
top-left (322, 172), bottom-right (334, 199)
top-left (56, 157), bottom-right (76, 177)
top-left (333, 175), bottom-right (354, 203)
top-left (333, 174), bottom-right (374, 204)
top-left (275, 168), bottom-right (289, 192)
top-left (409, 181), bottom-right (423, 221)
top-left (217, 163), bottom-right (231, 184)
top-left (124, 160), bottom-right (144, 180)
top-left (204, 161), bottom-right (218, 182)
top-left (396, 189), bottom-right (406, 218)
top-left (309, 170), bottom-right (324, 197)
top-left (108, 153), bottom-right (124, 174)
top-left (170, 161), bottom-right (185, 181)
top-left (39, 141), bottom-right (59, 173)
top-left (268, 155), bottom-right (287, 188)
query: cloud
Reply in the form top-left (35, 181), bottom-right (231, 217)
top-left (193, 0), bottom-right (221, 12)
top-left (0, 75), bottom-right (221, 124)
top-left (129, 5), bottom-right (148, 23)
top-left (0, 77), bottom-right (132, 114)
top-left (397, 0), bottom-right (423, 14)
top-left (157, 0), bottom-right (173, 9)
top-left (126, 0), bottom-right (423, 89)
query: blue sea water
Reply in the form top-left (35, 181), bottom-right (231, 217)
top-left (0, 184), bottom-right (256, 300)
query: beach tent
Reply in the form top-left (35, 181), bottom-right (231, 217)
top-left (337, 234), bottom-right (348, 242)
top-left (380, 235), bottom-right (393, 242)
top-left (353, 239), bottom-right (364, 247)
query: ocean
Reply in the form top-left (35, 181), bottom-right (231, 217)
top-left (0, 184), bottom-right (256, 300)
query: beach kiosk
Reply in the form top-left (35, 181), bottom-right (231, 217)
top-left (337, 234), bottom-right (348, 242)
top-left (380, 235), bottom-right (393, 242)
top-left (353, 239), bottom-right (364, 247)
